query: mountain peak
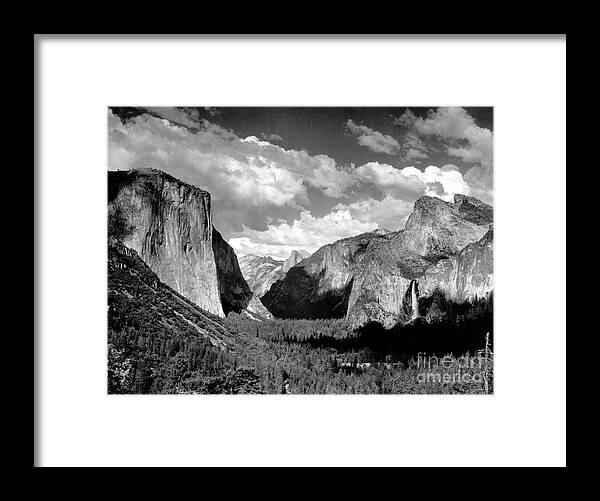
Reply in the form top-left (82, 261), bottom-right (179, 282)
top-left (282, 249), bottom-right (310, 273)
top-left (453, 193), bottom-right (489, 207)
top-left (239, 254), bottom-right (282, 265)
top-left (415, 195), bottom-right (448, 205)
top-left (452, 194), bottom-right (493, 225)
top-left (108, 169), bottom-right (274, 320)
top-left (403, 193), bottom-right (492, 259)
top-left (288, 249), bottom-right (310, 259)
top-left (108, 168), bottom-right (211, 201)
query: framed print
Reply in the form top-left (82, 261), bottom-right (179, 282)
top-left (35, 35), bottom-right (566, 467)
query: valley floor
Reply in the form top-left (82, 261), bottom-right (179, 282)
top-left (108, 312), bottom-right (493, 395)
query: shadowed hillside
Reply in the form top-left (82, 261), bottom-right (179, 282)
top-left (107, 238), bottom-right (265, 394)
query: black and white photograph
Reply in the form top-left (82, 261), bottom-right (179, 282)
top-left (108, 106), bottom-right (494, 394)
top-left (35, 35), bottom-right (566, 467)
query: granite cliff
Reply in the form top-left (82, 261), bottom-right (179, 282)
top-left (419, 226), bottom-right (493, 303)
top-left (261, 230), bottom-right (387, 319)
top-left (262, 196), bottom-right (493, 326)
top-left (108, 169), bottom-right (271, 320)
top-left (402, 194), bottom-right (492, 258)
top-left (346, 195), bottom-right (493, 327)
top-left (282, 250), bottom-right (311, 273)
top-left (108, 237), bottom-right (236, 351)
top-left (107, 169), bottom-right (491, 328)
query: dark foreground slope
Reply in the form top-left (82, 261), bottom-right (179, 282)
top-left (108, 238), bottom-right (265, 393)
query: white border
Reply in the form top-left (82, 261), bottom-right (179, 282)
top-left (36, 36), bottom-right (566, 467)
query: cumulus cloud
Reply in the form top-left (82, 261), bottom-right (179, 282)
top-left (391, 115), bottom-right (431, 161)
top-left (400, 164), bottom-right (470, 202)
top-left (108, 110), bottom-right (354, 237)
top-left (108, 107), bottom-right (492, 261)
top-left (392, 109), bottom-right (417, 128)
top-left (415, 108), bottom-right (476, 137)
top-left (333, 195), bottom-right (415, 231)
top-left (393, 107), bottom-right (491, 166)
top-left (345, 119), bottom-right (401, 155)
top-left (401, 132), bottom-right (431, 161)
top-left (351, 161), bottom-right (469, 204)
top-left (393, 107), bottom-right (493, 203)
top-left (229, 210), bottom-right (377, 260)
top-left (405, 148), bottom-right (428, 161)
top-left (414, 107), bottom-right (492, 166)
top-left (320, 161), bottom-right (471, 232)
top-left (337, 162), bottom-right (470, 229)
top-left (260, 133), bottom-right (283, 143)
top-left (144, 107), bottom-right (203, 129)
top-left (354, 162), bottom-right (427, 200)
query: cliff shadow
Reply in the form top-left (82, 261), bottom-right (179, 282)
top-left (262, 268), bottom-right (354, 320)
top-left (211, 228), bottom-right (253, 316)
top-left (304, 313), bottom-right (493, 361)
top-left (299, 292), bottom-right (494, 360)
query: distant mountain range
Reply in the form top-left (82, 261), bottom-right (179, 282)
top-left (238, 250), bottom-right (310, 298)
top-left (108, 169), bottom-right (493, 331)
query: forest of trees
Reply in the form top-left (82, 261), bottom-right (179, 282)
top-left (109, 300), bottom-right (493, 394)
top-left (227, 294), bottom-right (493, 358)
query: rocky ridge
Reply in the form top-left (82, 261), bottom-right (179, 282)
top-left (346, 195), bottom-right (493, 327)
top-left (263, 195), bottom-right (493, 326)
top-left (239, 249), bottom-right (310, 299)
top-left (261, 230), bottom-right (386, 319)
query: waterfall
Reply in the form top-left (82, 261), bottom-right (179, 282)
top-left (411, 280), bottom-right (419, 320)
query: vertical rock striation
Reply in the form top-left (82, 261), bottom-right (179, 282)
top-left (402, 195), bottom-right (491, 258)
top-left (419, 226), bottom-right (494, 302)
top-left (108, 169), bottom-right (492, 327)
top-left (212, 229), bottom-right (273, 319)
top-left (262, 231), bottom-right (385, 319)
top-left (345, 195), bottom-right (493, 326)
top-left (281, 250), bottom-right (310, 273)
top-left (108, 169), bottom-right (271, 319)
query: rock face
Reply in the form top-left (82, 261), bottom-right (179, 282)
top-left (239, 249), bottom-right (310, 299)
top-left (344, 231), bottom-right (431, 327)
top-left (108, 169), bottom-right (492, 327)
top-left (238, 255), bottom-right (284, 298)
top-left (262, 194), bottom-right (493, 327)
top-left (419, 226), bottom-right (493, 302)
top-left (402, 195), bottom-right (491, 258)
top-left (346, 195), bottom-right (493, 327)
top-left (108, 237), bottom-right (236, 351)
top-left (262, 231), bottom-right (384, 319)
top-left (211, 229), bottom-right (273, 319)
top-left (108, 169), bottom-right (271, 319)
top-left (282, 250), bottom-right (310, 273)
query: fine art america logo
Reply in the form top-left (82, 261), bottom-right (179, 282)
top-left (415, 353), bottom-right (492, 385)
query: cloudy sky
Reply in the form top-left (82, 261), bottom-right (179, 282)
top-left (108, 106), bottom-right (493, 260)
